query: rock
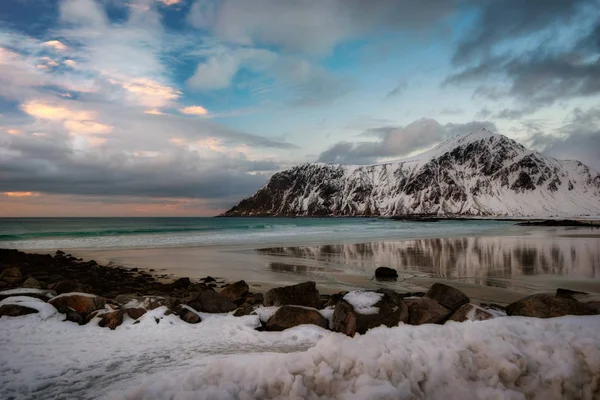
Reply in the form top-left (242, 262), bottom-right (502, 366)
top-left (187, 290), bottom-right (237, 313)
top-left (115, 294), bottom-right (178, 310)
top-left (203, 276), bottom-right (216, 283)
top-left (54, 280), bottom-right (84, 295)
top-left (0, 304), bottom-right (38, 317)
top-left (22, 277), bottom-right (42, 289)
top-left (170, 277), bottom-right (192, 290)
top-left (125, 308), bottom-right (146, 320)
top-left (264, 281), bottom-right (320, 309)
top-left (56, 306), bottom-right (84, 325)
top-left (425, 283), bottom-right (470, 312)
top-left (332, 292), bottom-right (409, 337)
top-left (218, 280), bottom-right (249, 302)
top-left (325, 291), bottom-right (348, 308)
top-left (98, 310), bottom-right (124, 330)
top-left (374, 267), bottom-right (398, 280)
top-left (180, 309), bottom-right (201, 324)
top-left (408, 297), bottom-right (451, 325)
top-left (233, 303), bottom-right (254, 317)
top-left (506, 294), bottom-right (597, 318)
top-left (49, 293), bottom-right (106, 317)
top-left (55, 250), bottom-right (65, 256)
top-left (245, 292), bottom-right (264, 306)
top-left (556, 288), bottom-right (589, 300)
top-left (266, 305), bottom-right (328, 331)
top-left (1, 267), bottom-right (22, 284)
top-left (448, 303), bottom-right (494, 322)
top-left (586, 301), bottom-right (600, 313)
top-left (0, 288), bottom-right (55, 302)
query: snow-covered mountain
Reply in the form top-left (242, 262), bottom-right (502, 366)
top-left (223, 129), bottom-right (600, 217)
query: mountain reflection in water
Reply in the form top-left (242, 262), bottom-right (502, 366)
top-left (257, 236), bottom-right (600, 280)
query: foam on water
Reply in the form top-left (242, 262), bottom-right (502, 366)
top-left (0, 217), bottom-right (518, 250)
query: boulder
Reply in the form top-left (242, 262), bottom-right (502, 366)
top-left (22, 277), bottom-right (42, 289)
top-left (448, 303), bottom-right (494, 322)
top-left (266, 305), bottom-right (328, 331)
top-left (0, 303), bottom-right (38, 317)
top-left (54, 280), bottom-right (85, 295)
top-left (170, 277), bottom-right (192, 290)
top-left (187, 290), bottom-right (237, 313)
top-left (408, 297), bottom-right (451, 325)
top-left (115, 294), bottom-right (178, 310)
top-left (245, 292), bottom-right (264, 306)
top-left (332, 292), bottom-right (409, 337)
top-left (325, 291), bottom-right (348, 308)
top-left (49, 293), bottom-right (106, 316)
top-left (98, 310), bottom-right (124, 330)
top-left (556, 288), bottom-right (589, 300)
top-left (375, 267), bottom-right (398, 280)
top-left (233, 303), bottom-right (255, 317)
top-left (506, 294), bottom-right (597, 318)
top-left (180, 309), bottom-right (201, 324)
top-left (218, 280), bottom-right (249, 302)
top-left (1, 267), bottom-right (22, 284)
top-left (56, 306), bottom-right (84, 325)
top-left (264, 281), bottom-right (320, 309)
top-left (125, 308), bottom-right (146, 320)
top-left (425, 283), bottom-right (470, 312)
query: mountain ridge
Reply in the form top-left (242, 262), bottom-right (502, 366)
top-left (223, 129), bottom-right (600, 217)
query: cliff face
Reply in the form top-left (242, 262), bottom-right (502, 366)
top-left (224, 129), bottom-right (600, 217)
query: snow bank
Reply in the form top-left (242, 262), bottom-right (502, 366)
top-left (0, 288), bottom-right (54, 298)
top-left (122, 316), bottom-right (600, 400)
top-left (0, 296), bottom-right (57, 320)
top-left (343, 291), bottom-right (383, 314)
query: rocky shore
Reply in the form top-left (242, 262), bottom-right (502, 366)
top-left (1, 248), bottom-right (600, 335)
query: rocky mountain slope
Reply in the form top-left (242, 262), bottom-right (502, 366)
top-left (223, 129), bottom-right (600, 217)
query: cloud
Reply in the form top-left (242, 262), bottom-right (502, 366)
top-left (180, 105), bottom-right (209, 115)
top-left (187, 54), bottom-right (239, 90)
top-left (4, 192), bottom-right (38, 197)
top-left (445, 1), bottom-right (600, 111)
top-left (317, 118), bottom-right (497, 164)
top-left (158, 0), bottom-right (182, 5)
top-left (187, 0), bottom-right (460, 54)
top-left (385, 81), bottom-right (407, 99)
top-left (526, 106), bottom-right (600, 171)
top-left (42, 40), bottom-right (68, 52)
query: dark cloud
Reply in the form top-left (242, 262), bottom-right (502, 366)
top-left (453, 0), bottom-right (589, 65)
top-left (0, 132), bottom-right (280, 201)
top-left (188, 0), bottom-right (461, 54)
top-left (317, 118), bottom-right (497, 164)
top-left (445, 2), bottom-right (600, 109)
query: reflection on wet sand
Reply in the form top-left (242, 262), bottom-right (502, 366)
top-left (257, 235), bottom-right (600, 283)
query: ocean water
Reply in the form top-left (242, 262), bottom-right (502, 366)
top-left (0, 217), bottom-right (518, 250)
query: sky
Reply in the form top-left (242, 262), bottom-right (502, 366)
top-left (0, 0), bottom-right (599, 217)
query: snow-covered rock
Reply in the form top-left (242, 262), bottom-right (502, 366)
top-left (223, 129), bottom-right (600, 217)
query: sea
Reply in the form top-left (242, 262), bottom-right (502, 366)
top-left (0, 217), bottom-right (519, 250)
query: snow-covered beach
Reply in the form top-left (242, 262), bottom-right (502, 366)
top-left (1, 297), bottom-right (599, 400)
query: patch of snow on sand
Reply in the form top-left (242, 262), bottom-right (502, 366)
top-left (343, 291), bottom-right (383, 314)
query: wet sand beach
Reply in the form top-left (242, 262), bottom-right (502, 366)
top-left (69, 225), bottom-right (600, 305)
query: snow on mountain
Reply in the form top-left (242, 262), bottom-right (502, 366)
top-left (223, 129), bottom-right (600, 217)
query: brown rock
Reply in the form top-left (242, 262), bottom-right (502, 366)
top-left (374, 267), bottom-right (398, 280)
top-left (266, 305), bottom-right (328, 331)
top-left (332, 292), bottom-right (409, 337)
top-left (1, 267), bottom-right (22, 284)
top-left (233, 303), bottom-right (254, 317)
top-left (54, 280), bottom-right (84, 295)
top-left (506, 294), bottom-right (597, 318)
top-left (187, 290), bottom-right (237, 313)
top-left (448, 303), bottom-right (494, 322)
top-left (22, 277), bottom-right (42, 289)
top-left (49, 293), bottom-right (106, 316)
top-left (125, 308), bottom-right (146, 320)
top-left (408, 297), bottom-right (451, 325)
top-left (98, 310), bottom-right (124, 330)
top-left (0, 304), bottom-right (38, 317)
top-left (219, 280), bottom-right (249, 302)
top-left (425, 283), bottom-right (470, 312)
top-left (170, 277), bottom-right (192, 290)
top-left (264, 281), bottom-right (320, 309)
top-left (180, 309), bottom-right (201, 324)
top-left (245, 292), bottom-right (264, 306)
